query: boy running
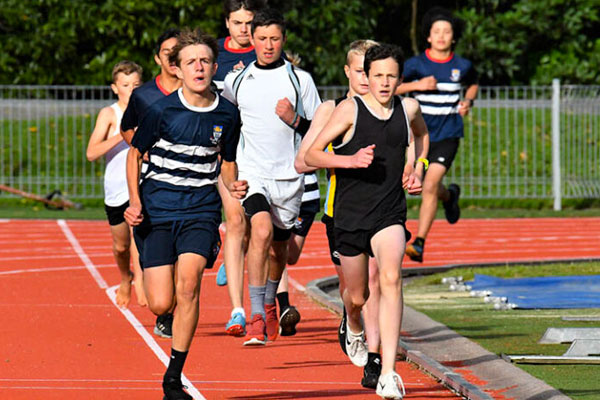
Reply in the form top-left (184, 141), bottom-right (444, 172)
top-left (86, 60), bottom-right (144, 308)
top-left (399, 7), bottom-right (478, 262)
top-left (222, 8), bottom-right (321, 346)
top-left (305, 44), bottom-right (429, 399)
top-left (124, 29), bottom-right (245, 400)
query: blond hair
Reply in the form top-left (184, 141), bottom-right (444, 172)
top-left (346, 39), bottom-right (379, 66)
top-left (111, 60), bottom-right (143, 83)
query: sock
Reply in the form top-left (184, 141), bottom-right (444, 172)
top-left (264, 279), bottom-right (280, 305)
top-left (413, 237), bottom-right (425, 248)
top-left (231, 307), bottom-right (246, 319)
top-left (368, 352), bottom-right (381, 364)
top-left (277, 291), bottom-right (290, 313)
top-left (346, 321), bottom-right (364, 338)
top-left (249, 285), bottom-right (266, 319)
top-left (164, 348), bottom-right (188, 381)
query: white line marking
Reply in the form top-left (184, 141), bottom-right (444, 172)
top-left (57, 219), bottom-right (205, 400)
top-left (288, 276), bottom-right (306, 292)
top-left (0, 264), bottom-right (113, 276)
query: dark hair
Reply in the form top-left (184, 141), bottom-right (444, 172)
top-left (224, 0), bottom-right (267, 18)
top-left (364, 44), bottom-right (405, 77)
top-left (251, 7), bottom-right (285, 36)
top-left (155, 28), bottom-right (182, 55)
top-left (168, 28), bottom-right (219, 66)
top-left (421, 7), bottom-right (463, 45)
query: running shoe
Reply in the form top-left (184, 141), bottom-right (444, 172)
top-left (243, 313), bottom-right (267, 346)
top-left (345, 324), bottom-right (368, 367)
top-left (162, 376), bottom-right (192, 400)
top-left (216, 263), bottom-right (227, 286)
top-left (405, 242), bottom-right (423, 262)
top-left (443, 183), bottom-right (461, 224)
top-left (361, 353), bottom-right (382, 389)
top-left (376, 371), bottom-right (406, 399)
top-left (265, 303), bottom-right (279, 341)
top-left (279, 305), bottom-right (301, 336)
top-left (225, 311), bottom-right (246, 337)
top-left (154, 313), bottom-right (173, 339)
top-left (338, 308), bottom-right (348, 355)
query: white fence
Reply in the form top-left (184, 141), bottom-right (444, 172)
top-left (1, 82), bottom-right (599, 209)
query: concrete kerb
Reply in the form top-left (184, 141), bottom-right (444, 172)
top-left (305, 275), bottom-right (570, 400)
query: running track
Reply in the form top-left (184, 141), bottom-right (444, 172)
top-left (1, 217), bottom-right (598, 399)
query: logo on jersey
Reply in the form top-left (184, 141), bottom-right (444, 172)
top-left (211, 125), bottom-right (223, 145)
top-left (450, 69), bottom-right (461, 82)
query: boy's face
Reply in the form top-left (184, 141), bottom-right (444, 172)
top-left (344, 53), bottom-right (369, 96)
top-left (367, 57), bottom-right (401, 104)
top-left (251, 24), bottom-right (285, 66)
top-left (175, 44), bottom-right (217, 95)
top-left (155, 37), bottom-right (179, 77)
top-left (226, 8), bottom-right (254, 48)
top-left (111, 72), bottom-right (142, 105)
top-left (428, 20), bottom-right (454, 52)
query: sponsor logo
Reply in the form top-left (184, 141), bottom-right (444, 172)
top-left (450, 68), bottom-right (461, 82)
top-left (294, 217), bottom-right (303, 230)
top-left (437, 156), bottom-right (446, 163)
top-left (211, 125), bottom-right (223, 145)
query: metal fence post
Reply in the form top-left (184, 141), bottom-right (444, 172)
top-left (552, 79), bottom-right (562, 211)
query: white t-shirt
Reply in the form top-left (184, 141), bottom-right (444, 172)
top-left (103, 103), bottom-right (129, 206)
top-left (222, 60), bottom-right (321, 179)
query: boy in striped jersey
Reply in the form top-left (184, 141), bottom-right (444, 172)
top-left (399, 7), bottom-right (478, 263)
top-left (125, 29), bottom-right (246, 400)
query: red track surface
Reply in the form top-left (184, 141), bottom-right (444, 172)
top-left (1, 217), bottom-right (598, 399)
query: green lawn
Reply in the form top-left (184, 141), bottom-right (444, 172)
top-left (405, 263), bottom-right (600, 399)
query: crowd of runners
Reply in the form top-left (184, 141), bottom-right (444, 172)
top-left (86, 1), bottom-right (477, 399)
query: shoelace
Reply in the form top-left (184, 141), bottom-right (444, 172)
top-left (392, 373), bottom-right (406, 397)
top-left (348, 335), bottom-right (366, 358)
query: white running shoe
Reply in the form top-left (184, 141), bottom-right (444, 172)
top-left (376, 371), bottom-right (406, 399)
top-left (344, 324), bottom-right (368, 367)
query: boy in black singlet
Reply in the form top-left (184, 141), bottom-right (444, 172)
top-left (305, 44), bottom-right (429, 399)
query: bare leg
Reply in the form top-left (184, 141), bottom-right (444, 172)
top-left (246, 212), bottom-right (272, 287)
top-left (172, 253), bottom-right (206, 351)
top-left (416, 163), bottom-right (448, 239)
top-left (143, 265), bottom-right (175, 317)
top-left (371, 225), bottom-right (406, 375)
top-left (363, 257), bottom-right (380, 353)
top-left (268, 240), bottom-right (288, 282)
top-left (129, 226), bottom-right (147, 307)
top-left (110, 222), bottom-right (133, 308)
top-left (339, 253), bottom-right (369, 334)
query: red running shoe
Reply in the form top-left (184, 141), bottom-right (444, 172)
top-left (243, 313), bottom-right (266, 346)
top-left (265, 303), bottom-right (279, 341)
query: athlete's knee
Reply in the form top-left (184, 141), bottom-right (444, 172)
top-left (148, 298), bottom-right (173, 316)
top-left (287, 250), bottom-right (300, 265)
top-left (176, 276), bottom-right (200, 304)
top-left (348, 287), bottom-right (369, 309)
top-left (251, 223), bottom-right (273, 245)
top-left (225, 210), bottom-right (246, 235)
top-left (379, 267), bottom-right (401, 289)
top-left (112, 242), bottom-right (130, 257)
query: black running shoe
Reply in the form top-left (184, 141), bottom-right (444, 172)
top-left (163, 376), bottom-right (192, 400)
top-left (154, 313), bottom-right (173, 338)
top-left (338, 307), bottom-right (347, 355)
top-left (361, 353), bottom-right (382, 389)
top-left (279, 305), bottom-right (301, 336)
top-left (443, 183), bottom-right (461, 224)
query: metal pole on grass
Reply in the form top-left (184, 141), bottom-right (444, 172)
top-left (552, 79), bottom-right (562, 211)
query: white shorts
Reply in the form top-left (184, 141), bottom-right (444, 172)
top-left (239, 172), bottom-right (304, 230)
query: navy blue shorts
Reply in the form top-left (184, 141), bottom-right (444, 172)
top-left (133, 219), bottom-right (221, 269)
top-left (291, 199), bottom-right (320, 237)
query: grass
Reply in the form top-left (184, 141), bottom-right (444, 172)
top-left (404, 262), bottom-right (600, 399)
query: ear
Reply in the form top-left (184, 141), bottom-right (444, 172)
top-left (154, 53), bottom-right (162, 67)
top-left (225, 17), bottom-right (230, 30)
top-left (175, 66), bottom-right (183, 81)
top-left (344, 64), bottom-right (350, 79)
top-left (110, 83), bottom-right (118, 96)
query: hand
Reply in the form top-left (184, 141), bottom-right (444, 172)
top-left (124, 203), bottom-right (144, 226)
top-left (402, 161), bottom-right (414, 189)
top-left (418, 75), bottom-right (437, 91)
top-left (458, 100), bottom-right (471, 116)
top-left (405, 173), bottom-right (422, 195)
top-left (233, 60), bottom-right (245, 71)
top-left (349, 144), bottom-right (375, 168)
top-left (275, 98), bottom-right (296, 126)
top-left (228, 180), bottom-right (248, 199)
top-left (142, 152), bottom-right (149, 162)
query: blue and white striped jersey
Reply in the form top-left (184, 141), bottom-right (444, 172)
top-left (132, 89), bottom-right (240, 224)
top-left (403, 50), bottom-right (477, 142)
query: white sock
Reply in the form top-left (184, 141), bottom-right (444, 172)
top-left (346, 321), bottom-right (364, 338)
top-left (231, 307), bottom-right (246, 318)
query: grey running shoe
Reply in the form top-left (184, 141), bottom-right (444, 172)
top-left (154, 313), bottom-right (173, 338)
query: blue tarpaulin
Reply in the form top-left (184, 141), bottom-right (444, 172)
top-left (468, 274), bottom-right (600, 309)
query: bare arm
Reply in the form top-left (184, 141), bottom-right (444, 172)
top-left (294, 100), bottom-right (335, 173)
top-left (458, 83), bottom-right (479, 117)
top-left (124, 147), bottom-right (144, 226)
top-left (396, 76), bottom-right (438, 95)
top-left (86, 107), bottom-right (123, 161)
top-left (121, 128), bottom-right (135, 145)
top-left (220, 160), bottom-right (248, 199)
top-left (403, 98), bottom-right (429, 195)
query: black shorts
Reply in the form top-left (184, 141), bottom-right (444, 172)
top-left (321, 214), bottom-right (341, 266)
top-left (334, 215), bottom-right (411, 258)
top-left (133, 219), bottom-right (221, 269)
top-left (292, 199), bottom-right (320, 237)
top-left (104, 201), bottom-right (129, 226)
top-left (428, 138), bottom-right (460, 170)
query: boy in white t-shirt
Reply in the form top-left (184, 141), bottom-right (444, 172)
top-left (86, 61), bottom-right (145, 308)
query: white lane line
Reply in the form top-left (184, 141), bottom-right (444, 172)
top-left (0, 264), bottom-right (113, 276)
top-left (57, 219), bottom-right (205, 400)
top-left (288, 276), bottom-right (306, 292)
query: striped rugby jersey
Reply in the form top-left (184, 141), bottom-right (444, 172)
top-left (403, 49), bottom-right (477, 142)
top-left (132, 89), bottom-right (240, 224)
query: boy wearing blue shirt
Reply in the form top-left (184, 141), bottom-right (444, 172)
top-left (399, 7), bottom-right (478, 262)
top-left (125, 29), bottom-right (246, 400)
